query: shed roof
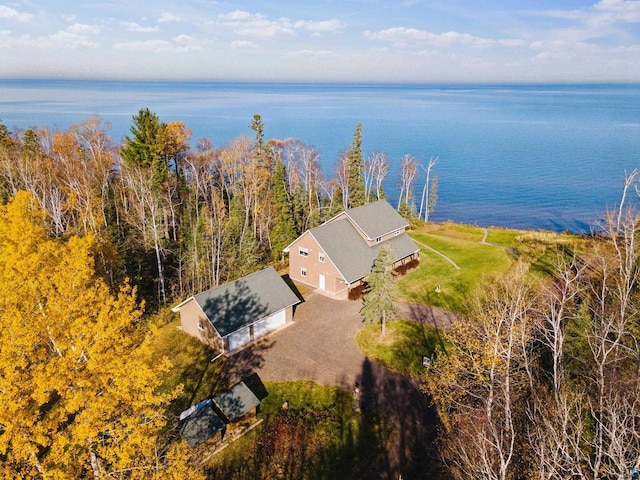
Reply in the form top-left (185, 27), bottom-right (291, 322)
top-left (178, 399), bottom-right (226, 448)
top-left (191, 267), bottom-right (300, 337)
top-left (213, 381), bottom-right (261, 423)
top-left (310, 219), bottom-right (419, 284)
top-left (344, 200), bottom-right (408, 240)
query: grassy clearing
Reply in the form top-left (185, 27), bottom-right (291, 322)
top-left (356, 320), bottom-right (445, 377)
top-left (399, 222), bottom-right (585, 313)
top-left (400, 224), bottom-right (514, 312)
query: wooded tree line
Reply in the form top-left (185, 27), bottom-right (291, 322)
top-left (424, 175), bottom-right (640, 479)
top-left (0, 111), bottom-right (437, 309)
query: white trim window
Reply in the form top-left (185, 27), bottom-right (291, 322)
top-left (198, 321), bottom-right (205, 331)
top-left (300, 267), bottom-right (307, 277)
top-left (298, 247), bottom-right (309, 257)
top-left (319, 252), bottom-right (325, 263)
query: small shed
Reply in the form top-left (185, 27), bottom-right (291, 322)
top-left (213, 380), bottom-right (261, 424)
top-left (178, 399), bottom-right (226, 448)
top-left (172, 267), bottom-right (301, 353)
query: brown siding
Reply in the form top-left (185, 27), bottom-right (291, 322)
top-left (287, 232), bottom-right (346, 295)
top-left (177, 299), bottom-right (223, 351)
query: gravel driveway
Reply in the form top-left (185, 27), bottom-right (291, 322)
top-left (253, 291), bottom-right (367, 389)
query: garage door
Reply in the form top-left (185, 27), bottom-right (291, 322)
top-left (253, 310), bottom-right (286, 339)
top-left (227, 326), bottom-right (251, 351)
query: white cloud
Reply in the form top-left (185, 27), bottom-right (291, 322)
top-left (67, 23), bottom-right (101, 35)
top-left (121, 21), bottom-right (160, 33)
top-left (231, 40), bottom-right (258, 48)
top-left (0, 24), bottom-right (99, 50)
top-left (0, 5), bottom-right (32, 22)
top-left (158, 12), bottom-right (181, 23)
top-left (285, 49), bottom-right (338, 59)
top-left (364, 27), bottom-right (525, 48)
top-left (220, 10), bottom-right (296, 37)
top-left (114, 35), bottom-right (202, 53)
top-left (174, 34), bottom-right (203, 51)
top-left (48, 30), bottom-right (98, 48)
top-left (114, 39), bottom-right (172, 51)
top-left (536, 0), bottom-right (640, 28)
top-left (294, 19), bottom-right (343, 34)
top-left (219, 10), bottom-right (253, 21)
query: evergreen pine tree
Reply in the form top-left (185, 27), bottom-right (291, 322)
top-left (120, 108), bottom-right (168, 186)
top-left (361, 244), bottom-right (401, 337)
top-left (347, 123), bottom-right (366, 208)
top-left (270, 158), bottom-right (296, 261)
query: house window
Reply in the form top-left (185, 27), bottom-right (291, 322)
top-left (319, 253), bottom-right (325, 263)
top-left (375, 237), bottom-right (382, 243)
top-left (395, 230), bottom-right (401, 236)
top-left (198, 321), bottom-right (205, 331)
top-left (300, 267), bottom-right (307, 277)
top-left (298, 247), bottom-right (309, 257)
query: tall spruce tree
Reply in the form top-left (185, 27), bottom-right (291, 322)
top-left (270, 158), bottom-right (296, 261)
top-left (361, 244), bottom-right (400, 337)
top-left (120, 108), bottom-right (167, 186)
top-left (250, 113), bottom-right (266, 166)
top-left (347, 122), bottom-right (365, 208)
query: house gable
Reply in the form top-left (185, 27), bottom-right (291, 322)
top-left (344, 200), bottom-right (409, 240)
top-left (285, 200), bottom-right (420, 296)
top-left (192, 267), bottom-right (300, 337)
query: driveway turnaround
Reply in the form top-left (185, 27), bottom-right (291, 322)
top-left (253, 291), bottom-right (366, 389)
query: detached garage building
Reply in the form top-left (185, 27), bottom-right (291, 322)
top-left (172, 267), bottom-right (300, 354)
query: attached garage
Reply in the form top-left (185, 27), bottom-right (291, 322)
top-left (227, 326), bottom-right (251, 352)
top-left (172, 267), bottom-right (301, 355)
top-left (253, 310), bottom-right (287, 338)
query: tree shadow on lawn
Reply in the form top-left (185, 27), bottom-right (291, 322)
top-left (354, 358), bottom-right (443, 479)
top-left (405, 302), bottom-right (458, 356)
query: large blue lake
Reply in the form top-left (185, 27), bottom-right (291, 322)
top-left (1, 80), bottom-right (639, 233)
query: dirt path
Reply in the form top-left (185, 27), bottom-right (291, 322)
top-left (413, 239), bottom-right (461, 270)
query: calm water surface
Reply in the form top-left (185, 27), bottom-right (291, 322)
top-left (1, 80), bottom-right (639, 233)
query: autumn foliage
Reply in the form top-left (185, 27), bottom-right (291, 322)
top-left (0, 192), bottom-right (201, 479)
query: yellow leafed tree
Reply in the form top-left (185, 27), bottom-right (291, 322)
top-left (0, 191), bottom-right (203, 479)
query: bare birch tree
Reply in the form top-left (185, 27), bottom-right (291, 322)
top-left (397, 154), bottom-right (418, 210)
top-left (419, 156), bottom-right (438, 222)
top-left (364, 151), bottom-right (389, 202)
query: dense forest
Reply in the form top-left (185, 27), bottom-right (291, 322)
top-left (0, 111), bottom-right (434, 310)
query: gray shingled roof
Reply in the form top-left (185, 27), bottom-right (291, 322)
top-left (344, 200), bottom-right (409, 240)
top-left (310, 219), bottom-right (419, 284)
top-left (193, 267), bottom-right (300, 337)
top-left (213, 381), bottom-right (261, 423)
top-left (178, 399), bottom-right (226, 448)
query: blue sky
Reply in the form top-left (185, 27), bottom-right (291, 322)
top-left (1, 0), bottom-right (639, 82)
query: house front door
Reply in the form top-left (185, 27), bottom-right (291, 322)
top-left (319, 274), bottom-right (326, 290)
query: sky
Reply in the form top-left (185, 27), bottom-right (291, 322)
top-left (1, 0), bottom-right (640, 83)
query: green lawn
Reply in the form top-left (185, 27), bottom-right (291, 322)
top-left (400, 224), bottom-right (514, 312)
top-left (356, 320), bottom-right (444, 377)
top-left (146, 313), bottom-right (393, 479)
top-left (399, 223), bottom-right (585, 313)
